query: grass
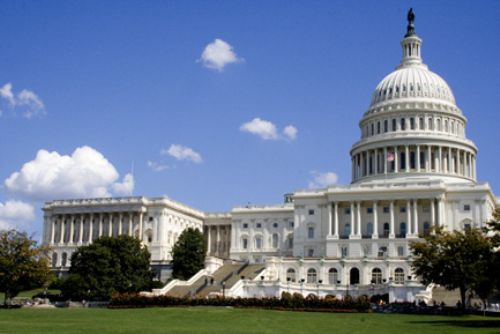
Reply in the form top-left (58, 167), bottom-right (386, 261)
top-left (0, 307), bottom-right (499, 334)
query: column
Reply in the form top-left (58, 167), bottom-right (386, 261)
top-left (98, 213), bottom-right (103, 237)
top-left (389, 201), bottom-right (395, 239)
top-left (436, 198), bottom-right (442, 227)
top-left (416, 145), bottom-right (421, 172)
top-left (356, 202), bottom-right (361, 237)
top-left (51, 219), bottom-right (56, 244)
top-left (206, 226), bottom-right (211, 255)
top-left (327, 203), bottom-right (332, 236)
top-left (108, 214), bottom-right (113, 237)
top-left (350, 202), bottom-right (355, 238)
top-left (128, 214), bottom-right (133, 236)
top-left (472, 155), bottom-right (477, 180)
top-left (447, 148), bottom-right (452, 173)
top-left (59, 216), bottom-right (65, 244)
top-left (88, 214), bottom-right (94, 242)
top-left (373, 201), bottom-right (378, 239)
top-left (334, 202), bottom-right (339, 239)
top-left (426, 146), bottom-right (431, 172)
top-left (406, 200), bottom-right (411, 238)
top-left (430, 199), bottom-right (436, 229)
top-left (360, 152), bottom-right (365, 177)
top-left (451, 149), bottom-right (455, 174)
top-left (384, 147), bottom-right (388, 174)
top-left (118, 213), bottom-right (123, 235)
top-left (374, 149), bottom-right (378, 175)
top-left (405, 145), bottom-right (410, 172)
top-left (79, 215), bottom-right (83, 244)
top-left (216, 226), bottom-right (220, 256)
top-left (138, 212), bottom-right (144, 241)
top-left (394, 146), bottom-right (399, 173)
top-left (467, 153), bottom-right (471, 178)
top-left (413, 199), bottom-right (419, 236)
top-left (69, 215), bottom-right (75, 243)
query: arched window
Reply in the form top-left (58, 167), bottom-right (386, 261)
top-left (394, 268), bottom-right (405, 284)
top-left (287, 235), bottom-right (293, 249)
top-left (400, 118), bottom-right (406, 131)
top-left (307, 268), bottom-right (317, 283)
top-left (61, 252), bottom-right (68, 267)
top-left (383, 223), bottom-right (390, 237)
top-left (286, 268), bottom-right (296, 282)
top-left (242, 237), bottom-right (248, 250)
top-left (343, 223), bottom-right (351, 237)
top-left (366, 222), bottom-right (373, 237)
top-left (371, 268), bottom-right (382, 284)
top-left (255, 236), bottom-right (262, 249)
top-left (272, 233), bottom-right (279, 248)
top-left (399, 222), bottom-right (407, 237)
top-left (392, 119), bottom-right (397, 131)
top-left (308, 226), bottom-right (315, 239)
top-left (350, 268), bottom-right (360, 285)
top-left (52, 253), bottom-right (58, 267)
top-left (328, 268), bottom-right (338, 285)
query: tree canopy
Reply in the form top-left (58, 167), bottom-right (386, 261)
top-left (0, 230), bottom-right (51, 304)
top-left (171, 228), bottom-right (205, 280)
top-left (410, 226), bottom-right (495, 308)
top-left (61, 235), bottom-right (153, 300)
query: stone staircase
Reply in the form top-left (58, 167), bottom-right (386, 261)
top-left (165, 262), bottom-right (265, 298)
top-left (431, 286), bottom-right (480, 306)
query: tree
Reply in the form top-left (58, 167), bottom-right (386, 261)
top-left (0, 230), bottom-right (51, 305)
top-left (171, 228), bottom-right (205, 280)
top-left (61, 235), bottom-right (153, 300)
top-left (410, 227), bottom-right (494, 309)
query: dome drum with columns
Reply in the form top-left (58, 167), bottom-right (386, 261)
top-left (43, 10), bottom-right (498, 303)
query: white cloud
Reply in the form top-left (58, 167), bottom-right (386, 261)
top-left (162, 144), bottom-right (203, 163)
top-left (199, 39), bottom-right (242, 71)
top-left (308, 171), bottom-right (339, 189)
top-left (0, 82), bottom-right (45, 119)
top-left (283, 125), bottom-right (298, 141)
top-left (4, 146), bottom-right (133, 201)
top-left (112, 173), bottom-right (134, 196)
top-left (0, 200), bottom-right (35, 231)
top-left (147, 161), bottom-right (169, 172)
top-left (240, 118), bottom-right (298, 141)
top-left (240, 118), bottom-right (279, 140)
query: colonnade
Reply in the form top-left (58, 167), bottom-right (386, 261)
top-left (327, 198), bottom-right (444, 239)
top-left (352, 144), bottom-right (476, 180)
top-left (206, 225), bottom-right (231, 257)
top-left (49, 212), bottom-right (144, 245)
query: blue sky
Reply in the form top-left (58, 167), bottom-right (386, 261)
top-left (0, 1), bottom-right (499, 238)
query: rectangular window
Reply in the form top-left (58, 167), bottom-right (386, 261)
top-left (308, 209), bottom-right (315, 215)
top-left (378, 246), bottom-right (387, 257)
top-left (464, 204), bottom-right (471, 211)
top-left (419, 117), bottom-right (424, 130)
top-left (392, 119), bottom-right (397, 131)
top-left (400, 207), bottom-right (406, 213)
top-left (397, 246), bottom-right (405, 257)
top-left (341, 246), bottom-right (348, 258)
top-left (256, 223), bottom-right (262, 228)
top-left (384, 120), bottom-right (388, 133)
top-left (308, 227), bottom-right (315, 239)
top-left (383, 207), bottom-right (390, 213)
top-left (345, 208), bottom-right (351, 215)
top-left (242, 223), bottom-right (248, 229)
top-left (377, 122), bottom-right (381, 134)
top-left (242, 239), bottom-right (248, 249)
top-left (289, 221), bottom-right (295, 228)
top-left (410, 118), bottom-right (415, 130)
top-left (367, 208), bottom-right (373, 214)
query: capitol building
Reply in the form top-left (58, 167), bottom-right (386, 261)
top-left (43, 11), bottom-right (499, 302)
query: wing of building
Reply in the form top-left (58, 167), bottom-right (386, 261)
top-left (43, 11), bottom-right (499, 303)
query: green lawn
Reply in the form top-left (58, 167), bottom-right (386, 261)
top-left (0, 308), bottom-right (499, 334)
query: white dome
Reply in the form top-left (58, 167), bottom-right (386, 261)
top-left (369, 65), bottom-right (456, 108)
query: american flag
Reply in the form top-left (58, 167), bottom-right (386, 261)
top-left (387, 152), bottom-right (395, 162)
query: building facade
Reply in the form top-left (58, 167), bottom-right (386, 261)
top-left (43, 12), bottom-right (499, 301)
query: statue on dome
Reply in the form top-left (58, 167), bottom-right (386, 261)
top-left (405, 8), bottom-right (416, 37)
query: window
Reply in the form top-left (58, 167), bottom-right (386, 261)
top-left (242, 237), bottom-right (248, 249)
top-left (378, 246), bottom-right (387, 257)
top-left (256, 223), bottom-right (262, 228)
top-left (399, 222), bottom-right (407, 236)
top-left (377, 122), bottom-right (380, 134)
top-left (422, 205), bottom-right (430, 213)
top-left (255, 237), bottom-right (262, 249)
top-left (242, 223), bottom-right (248, 229)
top-left (383, 207), bottom-right (390, 213)
top-left (307, 268), bottom-right (317, 283)
top-left (410, 117), bottom-right (415, 130)
top-left (384, 120), bottom-right (388, 132)
top-left (273, 222), bottom-right (278, 228)
top-left (148, 216), bottom-right (153, 222)
top-left (341, 246), bottom-right (348, 258)
top-left (307, 248), bottom-right (314, 257)
top-left (400, 118), bottom-right (406, 131)
top-left (423, 222), bottom-right (430, 235)
top-left (419, 117), bottom-right (424, 129)
top-left (392, 119), bottom-right (397, 131)
top-left (289, 221), bottom-right (294, 228)
top-left (286, 268), bottom-right (296, 282)
top-left (400, 207), bottom-right (406, 213)
top-left (52, 253), bottom-right (58, 267)
top-left (61, 252), bottom-right (68, 267)
top-left (272, 233), bottom-right (279, 248)
top-left (308, 226), bottom-right (315, 239)
top-left (397, 246), bottom-right (405, 257)
top-left (366, 223), bottom-right (373, 236)
top-left (428, 118), bottom-right (433, 130)
top-left (328, 268), bottom-right (339, 285)
top-left (394, 268), bottom-right (405, 284)
top-left (345, 208), bottom-right (351, 215)
top-left (371, 123), bottom-right (374, 135)
top-left (372, 268), bottom-right (382, 284)
top-left (308, 209), bottom-right (315, 215)
top-left (463, 204), bottom-right (471, 211)
top-left (343, 223), bottom-right (351, 237)
top-left (367, 207), bottom-right (373, 214)
top-left (287, 235), bottom-right (293, 249)
top-left (383, 223), bottom-right (390, 237)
